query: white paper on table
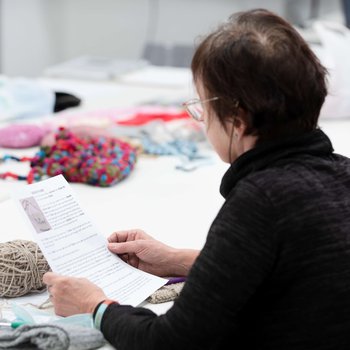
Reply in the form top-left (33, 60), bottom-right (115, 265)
top-left (2, 291), bottom-right (50, 308)
top-left (11, 174), bottom-right (167, 307)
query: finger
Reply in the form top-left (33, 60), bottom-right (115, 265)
top-left (108, 231), bottom-right (129, 243)
top-left (108, 229), bottom-right (146, 243)
top-left (108, 241), bottom-right (140, 255)
top-left (119, 253), bottom-right (129, 264)
top-left (128, 255), bottom-right (140, 268)
top-left (43, 272), bottom-right (60, 285)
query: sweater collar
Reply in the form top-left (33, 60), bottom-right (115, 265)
top-left (220, 129), bottom-right (334, 198)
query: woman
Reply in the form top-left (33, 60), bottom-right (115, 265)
top-left (44, 8), bottom-right (350, 349)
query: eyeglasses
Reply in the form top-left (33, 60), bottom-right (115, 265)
top-left (182, 97), bottom-right (219, 122)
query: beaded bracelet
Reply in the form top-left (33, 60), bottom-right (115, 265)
top-left (93, 299), bottom-right (118, 330)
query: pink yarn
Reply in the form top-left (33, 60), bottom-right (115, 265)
top-left (0, 124), bottom-right (47, 148)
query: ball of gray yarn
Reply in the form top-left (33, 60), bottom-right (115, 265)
top-left (0, 239), bottom-right (51, 297)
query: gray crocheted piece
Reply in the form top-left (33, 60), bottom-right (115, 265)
top-left (147, 282), bottom-right (185, 304)
top-left (0, 323), bottom-right (106, 350)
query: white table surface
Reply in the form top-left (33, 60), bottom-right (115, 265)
top-left (1, 66), bottom-right (350, 349)
top-left (0, 68), bottom-right (226, 350)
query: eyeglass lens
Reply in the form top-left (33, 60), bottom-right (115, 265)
top-left (188, 104), bottom-right (203, 120)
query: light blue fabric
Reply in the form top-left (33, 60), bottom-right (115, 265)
top-left (11, 303), bottom-right (94, 328)
top-left (0, 76), bottom-right (55, 121)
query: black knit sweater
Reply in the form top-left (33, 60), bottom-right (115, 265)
top-left (100, 129), bottom-right (350, 349)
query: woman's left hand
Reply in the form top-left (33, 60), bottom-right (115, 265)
top-left (43, 272), bottom-right (108, 317)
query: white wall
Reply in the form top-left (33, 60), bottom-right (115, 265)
top-left (0, 0), bottom-right (60, 76)
top-left (0, 0), bottom-right (344, 77)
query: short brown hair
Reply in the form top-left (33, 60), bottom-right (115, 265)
top-left (191, 8), bottom-right (328, 142)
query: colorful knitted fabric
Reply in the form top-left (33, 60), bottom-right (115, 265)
top-left (0, 127), bottom-right (137, 187)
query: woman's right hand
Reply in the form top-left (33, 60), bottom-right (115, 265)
top-left (107, 229), bottom-right (199, 277)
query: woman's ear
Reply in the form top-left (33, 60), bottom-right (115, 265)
top-left (233, 106), bottom-right (252, 134)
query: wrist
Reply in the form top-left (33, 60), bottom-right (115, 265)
top-left (87, 294), bottom-right (108, 314)
top-left (170, 248), bottom-right (200, 276)
top-left (93, 299), bottom-right (118, 330)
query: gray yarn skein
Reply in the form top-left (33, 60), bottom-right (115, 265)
top-left (0, 323), bottom-right (106, 350)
